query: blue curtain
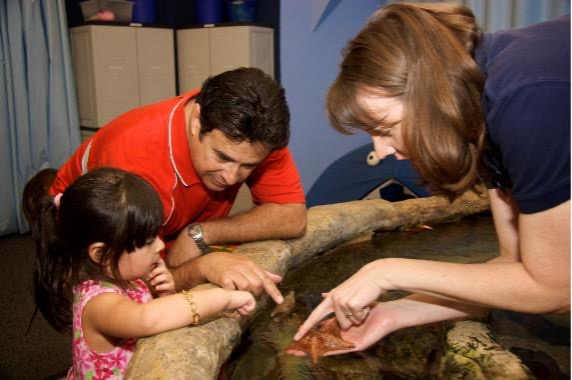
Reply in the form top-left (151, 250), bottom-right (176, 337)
top-left (0, 0), bottom-right (80, 235)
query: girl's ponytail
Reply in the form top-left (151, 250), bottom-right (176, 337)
top-left (32, 194), bottom-right (73, 333)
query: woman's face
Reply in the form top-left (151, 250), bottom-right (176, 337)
top-left (358, 92), bottom-right (409, 160)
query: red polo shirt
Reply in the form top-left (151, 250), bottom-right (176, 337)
top-left (50, 91), bottom-right (305, 242)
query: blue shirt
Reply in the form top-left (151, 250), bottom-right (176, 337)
top-left (476, 16), bottom-right (570, 214)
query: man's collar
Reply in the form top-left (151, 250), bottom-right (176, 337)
top-left (169, 90), bottom-right (201, 187)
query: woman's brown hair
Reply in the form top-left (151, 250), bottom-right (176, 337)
top-left (327, 2), bottom-right (485, 200)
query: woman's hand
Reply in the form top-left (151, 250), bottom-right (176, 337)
top-left (148, 258), bottom-right (176, 297)
top-left (288, 301), bottom-right (400, 358)
top-left (289, 295), bottom-right (476, 358)
top-left (294, 260), bottom-right (387, 340)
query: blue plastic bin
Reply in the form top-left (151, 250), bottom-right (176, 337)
top-left (132, 0), bottom-right (156, 23)
top-left (226, 0), bottom-right (256, 22)
top-left (196, 0), bottom-right (223, 24)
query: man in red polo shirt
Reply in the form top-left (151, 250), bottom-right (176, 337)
top-left (49, 68), bottom-right (306, 305)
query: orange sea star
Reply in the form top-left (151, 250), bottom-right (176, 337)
top-left (270, 290), bottom-right (296, 318)
top-left (285, 320), bottom-right (355, 364)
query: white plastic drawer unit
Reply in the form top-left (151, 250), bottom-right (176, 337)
top-left (70, 25), bottom-right (176, 128)
top-left (136, 27), bottom-right (176, 106)
top-left (176, 25), bottom-right (274, 94)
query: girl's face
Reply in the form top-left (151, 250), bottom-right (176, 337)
top-left (117, 236), bottom-right (165, 281)
top-left (358, 92), bottom-right (409, 160)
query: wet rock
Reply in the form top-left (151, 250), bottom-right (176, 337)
top-left (439, 320), bottom-right (533, 379)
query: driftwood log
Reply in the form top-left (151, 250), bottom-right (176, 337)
top-left (126, 191), bottom-right (530, 379)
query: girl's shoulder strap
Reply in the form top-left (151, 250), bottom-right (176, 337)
top-left (125, 279), bottom-right (153, 304)
top-left (74, 280), bottom-right (124, 311)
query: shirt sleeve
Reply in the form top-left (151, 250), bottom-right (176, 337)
top-left (49, 139), bottom-right (92, 195)
top-left (490, 83), bottom-right (570, 214)
top-left (247, 148), bottom-right (306, 205)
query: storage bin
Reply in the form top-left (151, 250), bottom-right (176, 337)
top-left (226, 0), bottom-right (256, 22)
top-left (132, 0), bottom-right (156, 23)
top-left (195, 0), bottom-right (222, 24)
top-left (80, 0), bottom-right (134, 22)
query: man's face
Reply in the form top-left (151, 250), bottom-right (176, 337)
top-left (188, 107), bottom-right (270, 191)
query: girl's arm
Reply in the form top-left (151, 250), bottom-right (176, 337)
top-left (83, 287), bottom-right (255, 340)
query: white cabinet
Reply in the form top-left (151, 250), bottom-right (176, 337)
top-left (70, 25), bottom-right (176, 128)
top-left (177, 26), bottom-right (274, 93)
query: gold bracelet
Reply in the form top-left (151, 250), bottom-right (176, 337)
top-left (182, 290), bottom-right (200, 326)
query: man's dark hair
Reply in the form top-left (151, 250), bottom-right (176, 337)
top-left (195, 67), bottom-right (290, 150)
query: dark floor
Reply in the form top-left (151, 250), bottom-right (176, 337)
top-left (0, 232), bottom-right (70, 380)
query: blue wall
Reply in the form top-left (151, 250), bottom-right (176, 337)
top-left (281, 0), bottom-right (382, 193)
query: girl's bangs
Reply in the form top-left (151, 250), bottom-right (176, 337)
top-left (122, 178), bottom-right (164, 252)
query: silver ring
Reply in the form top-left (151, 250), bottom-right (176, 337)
top-left (345, 312), bottom-right (353, 318)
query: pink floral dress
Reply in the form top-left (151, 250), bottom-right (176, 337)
top-left (68, 279), bottom-right (152, 379)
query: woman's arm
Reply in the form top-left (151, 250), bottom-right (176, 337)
top-left (488, 189), bottom-right (520, 261)
top-left (296, 193), bottom-right (570, 337)
top-left (294, 247), bottom-right (522, 344)
top-left (294, 293), bottom-right (486, 345)
top-left (380, 198), bottom-right (570, 313)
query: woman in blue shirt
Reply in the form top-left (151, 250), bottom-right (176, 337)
top-left (294, 2), bottom-right (570, 352)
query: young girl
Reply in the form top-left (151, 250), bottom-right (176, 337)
top-left (32, 167), bottom-right (256, 379)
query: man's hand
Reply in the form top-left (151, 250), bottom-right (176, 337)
top-left (198, 251), bottom-right (284, 304)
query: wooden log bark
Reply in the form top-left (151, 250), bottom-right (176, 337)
top-left (126, 191), bottom-right (518, 380)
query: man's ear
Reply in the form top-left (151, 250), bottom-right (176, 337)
top-left (190, 103), bottom-right (201, 136)
top-left (87, 242), bottom-right (106, 264)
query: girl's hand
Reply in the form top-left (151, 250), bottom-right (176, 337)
top-left (148, 258), bottom-right (176, 297)
top-left (294, 260), bottom-right (387, 340)
top-left (226, 290), bottom-right (256, 315)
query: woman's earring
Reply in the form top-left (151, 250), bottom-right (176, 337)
top-left (367, 151), bottom-right (380, 167)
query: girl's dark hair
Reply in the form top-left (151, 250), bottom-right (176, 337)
top-left (32, 167), bottom-right (163, 333)
top-left (195, 67), bottom-right (291, 150)
top-left (327, 3), bottom-right (485, 200)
